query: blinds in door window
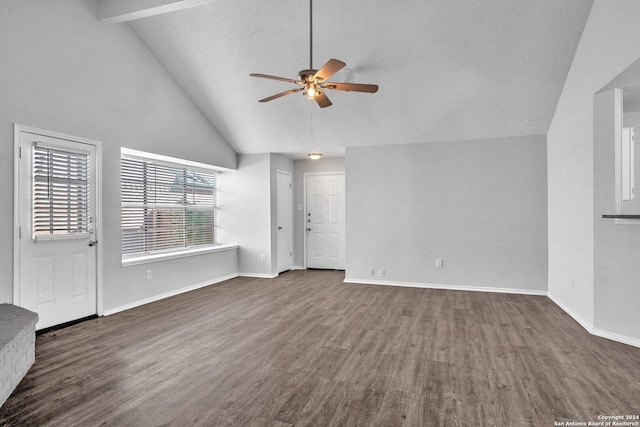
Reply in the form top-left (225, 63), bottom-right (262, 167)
top-left (121, 153), bottom-right (218, 258)
top-left (32, 144), bottom-right (90, 238)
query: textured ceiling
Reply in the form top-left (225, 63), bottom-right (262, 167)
top-left (127, 0), bottom-right (593, 159)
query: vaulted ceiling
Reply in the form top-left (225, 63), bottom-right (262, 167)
top-left (100, 0), bottom-right (594, 159)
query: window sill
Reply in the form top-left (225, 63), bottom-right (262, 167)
top-left (122, 244), bottom-right (238, 267)
top-left (601, 215), bottom-right (640, 225)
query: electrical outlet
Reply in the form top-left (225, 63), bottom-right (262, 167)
top-left (261, 254), bottom-right (266, 262)
top-left (146, 270), bottom-right (152, 280)
top-left (369, 268), bottom-right (375, 276)
top-left (379, 269), bottom-right (385, 277)
top-left (436, 259), bottom-right (443, 268)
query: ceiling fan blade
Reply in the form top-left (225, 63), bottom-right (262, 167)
top-left (323, 82), bottom-right (379, 93)
top-left (250, 73), bottom-right (300, 84)
top-left (259, 88), bottom-right (303, 103)
top-left (314, 90), bottom-right (332, 108)
top-left (313, 59), bottom-right (346, 82)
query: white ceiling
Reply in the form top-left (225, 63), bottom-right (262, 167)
top-left (121, 0), bottom-right (593, 159)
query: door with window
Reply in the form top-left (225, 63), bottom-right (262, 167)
top-left (305, 173), bottom-right (345, 269)
top-left (15, 127), bottom-right (99, 329)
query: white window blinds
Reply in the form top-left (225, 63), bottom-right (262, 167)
top-left (121, 151), bottom-right (219, 259)
top-left (33, 144), bottom-right (90, 238)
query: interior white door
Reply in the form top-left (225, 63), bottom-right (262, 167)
top-left (306, 173), bottom-right (345, 270)
top-left (17, 130), bottom-right (98, 329)
top-left (276, 170), bottom-right (293, 273)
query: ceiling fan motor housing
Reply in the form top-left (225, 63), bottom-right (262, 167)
top-left (298, 69), bottom-right (320, 83)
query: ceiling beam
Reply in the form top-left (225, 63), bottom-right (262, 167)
top-left (98, 0), bottom-right (217, 24)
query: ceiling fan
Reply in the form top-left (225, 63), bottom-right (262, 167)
top-left (250, 0), bottom-right (378, 108)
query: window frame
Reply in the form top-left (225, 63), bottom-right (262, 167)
top-left (120, 148), bottom-right (233, 266)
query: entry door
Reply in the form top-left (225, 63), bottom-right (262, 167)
top-left (306, 173), bottom-right (345, 270)
top-left (276, 170), bottom-right (293, 273)
top-left (16, 129), bottom-right (99, 329)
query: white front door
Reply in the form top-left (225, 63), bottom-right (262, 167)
top-left (276, 170), bottom-right (293, 273)
top-left (305, 173), bottom-right (345, 270)
top-left (15, 127), bottom-right (99, 329)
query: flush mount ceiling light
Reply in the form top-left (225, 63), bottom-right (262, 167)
top-left (308, 152), bottom-right (322, 160)
top-left (250, 0), bottom-right (378, 108)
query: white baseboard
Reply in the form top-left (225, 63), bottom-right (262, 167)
top-left (103, 273), bottom-right (239, 316)
top-left (546, 293), bottom-right (640, 348)
top-left (291, 265), bottom-right (305, 270)
top-left (546, 292), bottom-right (594, 333)
top-left (239, 272), bottom-right (278, 279)
top-left (592, 328), bottom-right (640, 349)
top-left (343, 278), bottom-right (547, 296)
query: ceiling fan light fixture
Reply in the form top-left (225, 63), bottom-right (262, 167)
top-left (308, 152), bottom-right (322, 160)
top-left (306, 82), bottom-right (319, 99)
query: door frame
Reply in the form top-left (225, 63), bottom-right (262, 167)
top-left (302, 171), bottom-right (345, 270)
top-left (13, 124), bottom-right (104, 316)
top-left (276, 169), bottom-right (293, 274)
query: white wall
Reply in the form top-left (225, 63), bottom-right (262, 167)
top-left (224, 154), bottom-right (272, 276)
top-left (345, 136), bottom-right (547, 292)
top-left (592, 91), bottom-right (640, 346)
top-left (0, 0), bottom-right (238, 309)
top-left (547, 0), bottom-right (640, 339)
top-left (224, 153), bottom-right (293, 277)
top-left (292, 158), bottom-right (345, 267)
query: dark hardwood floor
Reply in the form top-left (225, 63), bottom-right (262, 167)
top-left (2, 270), bottom-right (639, 426)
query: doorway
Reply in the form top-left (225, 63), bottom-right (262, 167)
top-left (14, 125), bottom-right (102, 329)
top-left (276, 170), bottom-right (293, 273)
top-left (304, 172), bottom-right (346, 270)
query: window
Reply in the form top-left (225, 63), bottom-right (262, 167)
top-left (121, 148), bottom-right (220, 262)
top-left (33, 143), bottom-right (90, 239)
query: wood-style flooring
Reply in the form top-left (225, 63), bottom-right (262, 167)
top-left (1, 270), bottom-right (639, 426)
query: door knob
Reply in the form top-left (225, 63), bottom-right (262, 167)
top-left (307, 227), bottom-right (311, 231)
top-left (88, 240), bottom-right (98, 247)
top-left (278, 226), bottom-right (283, 230)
